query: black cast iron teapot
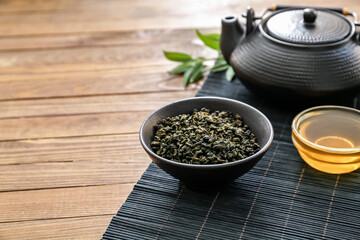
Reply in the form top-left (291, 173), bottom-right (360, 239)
top-left (220, 5), bottom-right (360, 99)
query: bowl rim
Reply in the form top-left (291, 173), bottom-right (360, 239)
top-left (292, 105), bottom-right (360, 153)
top-left (139, 96), bottom-right (274, 169)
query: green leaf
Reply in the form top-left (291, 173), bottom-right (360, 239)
top-left (211, 63), bottom-right (229, 73)
top-left (190, 70), bottom-right (203, 84)
top-left (183, 67), bottom-right (193, 87)
top-left (163, 51), bottom-right (192, 62)
top-left (195, 57), bottom-right (206, 62)
top-left (183, 62), bottom-right (203, 87)
top-left (225, 66), bottom-right (235, 81)
top-left (215, 57), bottom-right (227, 65)
top-left (168, 62), bottom-right (192, 74)
top-left (189, 63), bottom-right (203, 83)
top-left (196, 30), bottom-right (220, 50)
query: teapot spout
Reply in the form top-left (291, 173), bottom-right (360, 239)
top-left (220, 16), bottom-right (243, 62)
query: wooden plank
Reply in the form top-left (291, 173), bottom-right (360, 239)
top-left (0, 215), bottom-right (112, 240)
top-left (0, 133), bottom-right (146, 165)
top-left (0, 157), bottom-right (150, 192)
top-left (0, 111), bottom-right (151, 141)
top-left (0, 0), bottom-right (66, 13)
top-left (0, 91), bottom-right (196, 119)
top-left (0, 0), bottom-right (235, 36)
top-left (0, 0), bottom-right (358, 37)
top-left (0, 134), bottom-right (152, 191)
top-left (0, 184), bottom-right (133, 223)
top-left (0, 30), bottom-right (210, 100)
top-left (0, 38), bottom-right (214, 74)
top-left (0, 28), bottom-right (217, 51)
top-left (0, 89), bottom-right (196, 142)
top-left (0, 67), bottom-right (201, 100)
top-left (0, 28), bottom-right (211, 100)
top-left (0, 0), bottom-right (354, 15)
top-left (0, 134), bottom-right (151, 191)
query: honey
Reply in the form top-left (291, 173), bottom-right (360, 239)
top-left (292, 106), bottom-right (360, 174)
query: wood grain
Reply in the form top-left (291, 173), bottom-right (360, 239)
top-left (0, 159), bottom-right (150, 192)
top-left (0, 0), bottom-right (237, 36)
top-left (0, 38), bottom-right (214, 75)
top-left (0, 28), bottom-right (217, 51)
top-left (0, 67), bottom-right (200, 100)
top-left (0, 0), bottom-right (357, 37)
top-left (0, 133), bottom-right (145, 165)
top-left (0, 111), bottom-right (151, 141)
top-left (0, 215), bottom-right (113, 240)
top-left (0, 90), bottom-right (197, 141)
top-left (0, 184), bottom-right (133, 223)
top-left (0, 91), bottom-right (196, 119)
top-left (0, 0), bottom-right (65, 13)
top-left (0, 28), bottom-right (208, 100)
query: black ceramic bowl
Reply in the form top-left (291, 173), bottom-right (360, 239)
top-left (139, 97), bottom-right (274, 186)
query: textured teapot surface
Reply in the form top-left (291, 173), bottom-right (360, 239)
top-left (220, 5), bottom-right (360, 99)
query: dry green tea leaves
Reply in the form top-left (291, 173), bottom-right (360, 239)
top-left (151, 108), bottom-right (260, 165)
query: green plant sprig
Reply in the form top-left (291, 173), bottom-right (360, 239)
top-left (163, 30), bottom-right (235, 87)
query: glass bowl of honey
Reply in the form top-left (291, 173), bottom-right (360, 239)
top-left (292, 105), bottom-right (360, 174)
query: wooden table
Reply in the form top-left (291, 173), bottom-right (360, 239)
top-left (0, 0), bottom-right (358, 239)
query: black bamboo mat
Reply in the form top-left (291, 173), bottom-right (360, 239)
top-left (102, 73), bottom-right (360, 240)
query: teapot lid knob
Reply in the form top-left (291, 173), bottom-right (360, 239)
top-left (303, 8), bottom-right (317, 24)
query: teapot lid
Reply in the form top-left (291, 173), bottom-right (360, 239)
top-left (265, 8), bottom-right (352, 45)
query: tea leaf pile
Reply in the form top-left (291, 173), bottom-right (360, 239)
top-left (151, 108), bottom-right (260, 165)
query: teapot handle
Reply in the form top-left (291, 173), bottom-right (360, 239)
top-left (272, 5), bottom-right (359, 26)
top-left (273, 5), bottom-right (345, 14)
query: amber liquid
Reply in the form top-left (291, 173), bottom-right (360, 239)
top-left (294, 108), bottom-right (360, 174)
top-left (298, 109), bottom-right (360, 149)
